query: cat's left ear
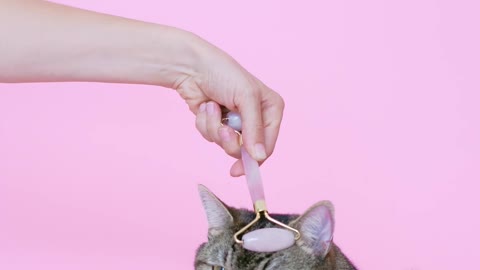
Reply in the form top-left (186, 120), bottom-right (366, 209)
top-left (292, 201), bottom-right (335, 259)
top-left (198, 185), bottom-right (234, 237)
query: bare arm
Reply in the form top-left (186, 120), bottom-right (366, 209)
top-left (0, 0), bottom-right (199, 87)
top-left (0, 0), bottom-right (285, 176)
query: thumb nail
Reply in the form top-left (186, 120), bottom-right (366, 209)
top-left (254, 143), bottom-right (267, 161)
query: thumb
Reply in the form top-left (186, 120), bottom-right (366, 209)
top-left (237, 92), bottom-right (267, 162)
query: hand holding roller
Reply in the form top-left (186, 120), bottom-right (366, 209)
top-left (224, 112), bottom-right (300, 253)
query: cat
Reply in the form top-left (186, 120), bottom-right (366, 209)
top-left (195, 185), bottom-right (357, 270)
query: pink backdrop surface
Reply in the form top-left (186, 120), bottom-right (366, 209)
top-left (1, 0), bottom-right (479, 269)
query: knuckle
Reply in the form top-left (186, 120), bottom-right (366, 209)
top-left (196, 123), bottom-right (213, 142)
top-left (254, 122), bottom-right (264, 132)
top-left (202, 134), bottom-right (214, 142)
top-left (222, 142), bottom-right (240, 158)
top-left (195, 118), bottom-right (204, 132)
top-left (224, 148), bottom-right (239, 159)
top-left (277, 95), bottom-right (285, 110)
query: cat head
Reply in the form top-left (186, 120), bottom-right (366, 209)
top-left (194, 185), bottom-right (355, 270)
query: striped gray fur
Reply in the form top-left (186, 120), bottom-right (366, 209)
top-left (195, 185), bottom-right (357, 270)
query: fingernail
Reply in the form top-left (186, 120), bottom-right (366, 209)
top-left (207, 102), bottom-right (215, 115)
top-left (219, 127), bottom-right (231, 142)
top-left (254, 143), bottom-right (267, 160)
top-left (199, 103), bottom-right (206, 113)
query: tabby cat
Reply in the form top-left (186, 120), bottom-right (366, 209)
top-left (195, 185), bottom-right (357, 270)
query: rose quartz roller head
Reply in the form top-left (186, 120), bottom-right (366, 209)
top-left (224, 112), bottom-right (301, 253)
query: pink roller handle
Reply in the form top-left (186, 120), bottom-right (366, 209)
top-left (240, 146), bottom-right (265, 204)
top-left (225, 111), bottom-right (266, 205)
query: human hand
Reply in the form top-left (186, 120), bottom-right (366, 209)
top-left (0, 0), bottom-right (283, 177)
top-left (173, 35), bottom-right (284, 177)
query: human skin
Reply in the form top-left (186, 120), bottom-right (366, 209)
top-left (0, 0), bottom-right (285, 176)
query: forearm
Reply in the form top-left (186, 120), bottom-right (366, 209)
top-left (0, 0), bottom-right (203, 87)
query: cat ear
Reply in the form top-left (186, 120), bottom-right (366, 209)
top-left (197, 185), bottom-right (234, 237)
top-left (293, 201), bottom-right (335, 258)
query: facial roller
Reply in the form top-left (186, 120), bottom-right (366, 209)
top-left (223, 112), bottom-right (301, 253)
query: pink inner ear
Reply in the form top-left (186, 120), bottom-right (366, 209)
top-left (316, 206), bottom-right (334, 242)
top-left (299, 204), bottom-right (334, 256)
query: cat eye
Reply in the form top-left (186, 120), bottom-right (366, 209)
top-left (212, 266), bottom-right (224, 270)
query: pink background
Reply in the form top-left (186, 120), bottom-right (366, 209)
top-left (1, 0), bottom-right (479, 269)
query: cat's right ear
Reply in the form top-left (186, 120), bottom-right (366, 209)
top-left (198, 185), bottom-right (234, 237)
top-left (292, 201), bottom-right (335, 259)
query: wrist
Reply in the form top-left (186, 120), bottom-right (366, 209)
top-left (144, 25), bottom-right (209, 89)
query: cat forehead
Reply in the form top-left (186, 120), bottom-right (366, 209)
top-left (234, 208), bottom-right (299, 224)
top-left (197, 238), bottom-right (315, 270)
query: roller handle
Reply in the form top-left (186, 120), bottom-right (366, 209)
top-left (225, 111), bottom-right (266, 207)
